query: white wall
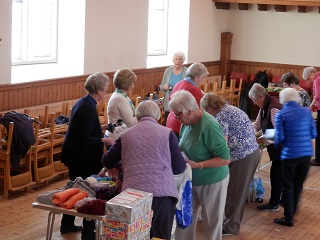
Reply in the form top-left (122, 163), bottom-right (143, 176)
top-left (188, 0), bottom-right (228, 63)
top-left (0, 0), bottom-right (11, 85)
top-left (84, 0), bottom-right (149, 73)
top-left (226, 4), bottom-right (320, 66)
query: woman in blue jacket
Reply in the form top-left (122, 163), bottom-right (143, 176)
top-left (273, 88), bottom-right (317, 227)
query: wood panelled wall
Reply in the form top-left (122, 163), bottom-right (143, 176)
top-left (0, 59), bottom-right (316, 113)
top-left (230, 60), bottom-right (317, 81)
top-left (0, 62), bottom-right (220, 112)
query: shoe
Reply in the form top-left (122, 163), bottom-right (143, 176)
top-left (60, 225), bottom-right (83, 234)
top-left (274, 217), bottom-right (293, 227)
top-left (222, 230), bottom-right (234, 236)
top-left (256, 203), bottom-right (279, 212)
top-left (310, 159), bottom-right (320, 166)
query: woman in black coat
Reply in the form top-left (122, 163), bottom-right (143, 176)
top-left (60, 72), bottom-right (113, 240)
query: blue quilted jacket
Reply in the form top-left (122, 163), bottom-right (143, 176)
top-left (274, 101), bottom-right (317, 160)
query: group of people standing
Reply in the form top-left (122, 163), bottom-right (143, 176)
top-left (59, 51), bottom-right (318, 240)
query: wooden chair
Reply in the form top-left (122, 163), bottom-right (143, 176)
top-left (31, 118), bottom-right (55, 183)
top-left (47, 113), bottom-right (69, 178)
top-left (226, 78), bottom-right (243, 107)
top-left (213, 80), bottom-right (227, 98)
top-left (0, 122), bottom-right (35, 199)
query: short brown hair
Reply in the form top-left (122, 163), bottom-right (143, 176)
top-left (113, 68), bottom-right (137, 91)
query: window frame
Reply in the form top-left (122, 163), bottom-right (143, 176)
top-left (11, 0), bottom-right (59, 65)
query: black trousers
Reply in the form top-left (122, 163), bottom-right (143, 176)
top-left (315, 110), bottom-right (320, 163)
top-left (267, 145), bottom-right (283, 206)
top-left (150, 196), bottom-right (176, 240)
top-left (281, 157), bottom-right (310, 222)
top-left (61, 166), bottom-right (96, 238)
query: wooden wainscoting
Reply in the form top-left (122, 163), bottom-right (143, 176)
top-left (0, 61), bottom-right (220, 113)
top-left (230, 60), bottom-right (319, 83)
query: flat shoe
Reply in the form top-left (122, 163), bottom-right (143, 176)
top-left (274, 217), bottom-right (293, 227)
top-left (60, 225), bottom-right (83, 234)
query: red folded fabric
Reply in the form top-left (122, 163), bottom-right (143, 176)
top-left (77, 199), bottom-right (107, 215)
top-left (62, 190), bottom-right (88, 209)
top-left (52, 188), bottom-right (80, 205)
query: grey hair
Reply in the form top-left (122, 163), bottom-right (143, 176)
top-left (302, 67), bottom-right (317, 80)
top-left (172, 51), bottom-right (186, 62)
top-left (169, 90), bottom-right (199, 114)
top-left (85, 72), bottom-right (110, 94)
top-left (248, 83), bottom-right (267, 99)
top-left (135, 100), bottom-right (161, 121)
top-left (279, 88), bottom-right (301, 105)
top-left (186, 63), bottom-right (208, 80)
top-left (113, 68), bottom-right (137, 91)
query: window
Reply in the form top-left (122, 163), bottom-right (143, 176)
top-left (147, 0), bottom-right (168, 56)
top-left (12, 0), bottom-right (58, 65)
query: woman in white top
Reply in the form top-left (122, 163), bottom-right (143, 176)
top-left (106, 68), bottom-right (138, 140)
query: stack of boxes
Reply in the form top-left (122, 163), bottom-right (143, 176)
top-left (101, 188), bottom-right (153, 240)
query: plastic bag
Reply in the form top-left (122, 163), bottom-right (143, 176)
top-left (175, 180), bottom-right (192, 229)
top-left (249, 177), bottom-right (265, 202)
top-left (174, 163), bottom-right (192, 229)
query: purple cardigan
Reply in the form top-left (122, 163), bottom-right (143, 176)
top-left (102, 117), bottom-right (186, 199)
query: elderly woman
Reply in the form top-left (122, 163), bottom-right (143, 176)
top-left (302, 66), bottom-right (317, 82)
top-left (249, 83), bottom-right (283, 212)
top-left (101, 100), bottom-right (186, 240)
top-left (281, 72), bottom-right (310, 107)
top-left (170, 90), bottom-right (230, 240)
top-left (106, 68), bottom-right (138, 140)
top-left (61, 72), bottom-right (113, 240)
top-left (200, 92), bottom-right (260, 236)
top-left (166, 62), bottom-right (207, 137)
top-left (159, 51), bottom-right (188, 125)
top-left (305, 67), bottom-right (320, 166)
top-left (273, 88), bottom-right (317, 227)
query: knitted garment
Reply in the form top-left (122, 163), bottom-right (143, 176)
top-left (74, 197), bottom-right (96, 210)
top-left (52, 188), bottom-right (80, 205)
top-left (62, 190), bottom-right (88, 209)
top-left (77, 199), bottom-right (107, 215)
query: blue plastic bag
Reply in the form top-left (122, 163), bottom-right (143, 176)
top-left (175, 180), bottom-right (193, 229)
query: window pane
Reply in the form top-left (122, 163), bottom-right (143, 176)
top-left (147, 0), bottom-right (168, 55)
top-left (12, 0), bottom-right (58, 65)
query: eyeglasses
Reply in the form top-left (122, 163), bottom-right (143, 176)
top-left (173, 111), bottom-right (183, 119)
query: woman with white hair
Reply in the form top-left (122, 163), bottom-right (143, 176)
top-left (159, 51), bottom-right (188, 125)
top-left (101, 100), bottom-right (186, 240)
top-left (166, 62), bottom-right (208, 138)
top-left (170, 90), bottom-right (230, 240)
top-left (273, 88), bottom-right (317, 227)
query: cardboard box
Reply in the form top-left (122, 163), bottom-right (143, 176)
top-left (101, 210), bottom-right (153, 240)
top-left (105, 188), bottom-right (153, 223)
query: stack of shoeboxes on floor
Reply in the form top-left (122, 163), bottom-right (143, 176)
top-left (101, 188), bottom-right (153, 240)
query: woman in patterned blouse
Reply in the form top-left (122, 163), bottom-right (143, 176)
top-left (200, 92), bottom-right (260, 236)
top-left (281, 72), bottom-right (311, 107)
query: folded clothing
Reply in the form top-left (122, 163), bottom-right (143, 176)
top-left (52, 188), bottom-right (80, 205)
top-left (77, 199), bottom-right (107, 215)
top-left (62, 190), bottom-right (88, 209)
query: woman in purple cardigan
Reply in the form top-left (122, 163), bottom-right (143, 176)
top-left (102, 100), bottom-right (186, 240)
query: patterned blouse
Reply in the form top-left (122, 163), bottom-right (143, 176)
top-left (298, 89), bottom-right (311, 107)
top-left (216, 104), bottom-right (259, 161)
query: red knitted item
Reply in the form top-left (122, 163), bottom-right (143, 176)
top-left (77, 199), bottom-right (107, 215)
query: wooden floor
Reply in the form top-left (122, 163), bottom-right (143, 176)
top-left (1, 148), bottom-right (320, 240)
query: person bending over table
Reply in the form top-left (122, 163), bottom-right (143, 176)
top-left (102, 100), bottom-right (186, 240)
top-left (200, 92), bottom-right (260, 236)
top-left (249, 83), bottom-right (283, 212)
top-left (170, 90), bottom-right (230, 240)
